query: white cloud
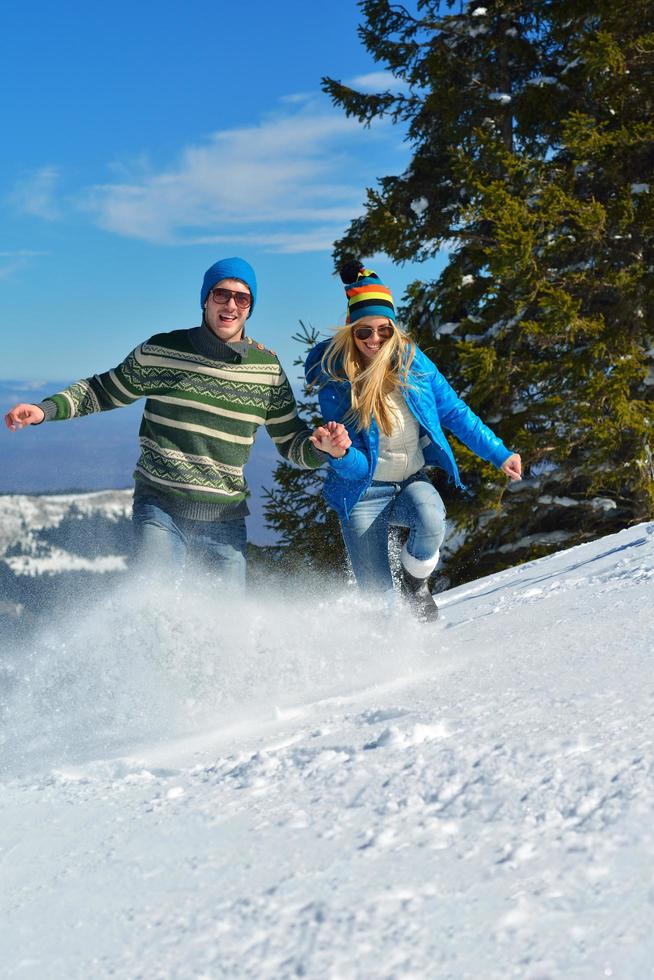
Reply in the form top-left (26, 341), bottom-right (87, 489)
top-left (349, 71), bottom-right (409, 92)
top-left (189, 225), bottom-right (358, 255)
top-left (80, 100), bottom-right (396, 252)
top-left (9, 97), bottom-right (408, 255)
top-left (9, 167), bottom-right (62, 220)
top-left (279, 92), bottom-right (314, 105)
top-left (0, 259), bottom-right (21, 281)
top-left (0, 250), bottom-right (46, 256)
top-left (0, 250), bottom-right (48, 280)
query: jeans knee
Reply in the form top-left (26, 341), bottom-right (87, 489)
top-left (134, 516), bottom-right (172, 536)
top-left (414, 500), bottom-right (446, 541)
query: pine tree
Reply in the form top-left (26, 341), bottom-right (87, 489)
top-left (263, 323), bottom-right (349, 581)
top-left (322, 0), bottom-right (654, 584)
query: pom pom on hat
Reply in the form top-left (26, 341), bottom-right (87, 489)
top-left (339, 259), bottom-right (396, 325)
top-left (339, 258), bottom-right (366, 285)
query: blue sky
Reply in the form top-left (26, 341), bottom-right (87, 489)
top-left (2, 0), bottom-right (445, 385)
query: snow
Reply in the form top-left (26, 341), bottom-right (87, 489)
top-left (489, 92), bottom-right (512, 104)
top-left (410, 197), bottom-right (428, 217)
top-left (435, 321), bottom-right (460, 336)
top-left (0, 490), bottom-right (132, 558)
top-left (538, 495), bottom-right (617, 512)
top-left (5, 547), bottom-right (127, 576)
top-left (496, 529), bottom-right (574, 552)
top-left (525, 76), bottom-right (558, 87)
top-left (2, 522), bottom-right (654, 977)
top-left (561, 57), bottom-right (583, 74)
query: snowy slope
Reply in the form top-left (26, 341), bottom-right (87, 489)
top-left (1, 523), bottom-right (653, 978)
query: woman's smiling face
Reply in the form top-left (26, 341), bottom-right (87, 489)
top-left (352, 317), bottom-right (395, 361)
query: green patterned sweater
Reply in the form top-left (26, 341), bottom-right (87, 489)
top-left (40, 324), bottom-right (324, 520)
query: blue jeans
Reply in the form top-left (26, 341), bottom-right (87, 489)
top-left (340, 472), bottom-right (446, 591)
top-left (132, 492), bottom-right (247, 591)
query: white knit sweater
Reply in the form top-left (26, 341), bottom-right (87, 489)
top-left (372, 390), bottom-right (425, 482)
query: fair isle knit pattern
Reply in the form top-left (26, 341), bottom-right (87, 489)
top-left (44, 328), bottom-right (322, 509)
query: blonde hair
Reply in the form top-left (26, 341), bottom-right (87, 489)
top-left (319, 320), bottom-right (416, 436)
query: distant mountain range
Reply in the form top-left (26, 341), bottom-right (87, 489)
top-left (0, 489), bottom-right (135, 641)
top-left (0, 380), bottom-right (279, 545)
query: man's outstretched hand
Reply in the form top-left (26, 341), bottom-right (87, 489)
top-left (4, 404), bottom-right (45, 431)
top-left (501, 453), bottom-right (522, 481)
top-left (310, 420), bottom-right (351, 459)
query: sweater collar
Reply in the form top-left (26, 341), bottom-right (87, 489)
top-left (189, 319), bottom-right (250, 362)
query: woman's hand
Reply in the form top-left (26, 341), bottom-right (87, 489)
top-left (501, 453), bottom-right (522, 481)
top-left (310, 421), bottom-right (351, 459)
top-left (4, 403), bottom-right (45, 431)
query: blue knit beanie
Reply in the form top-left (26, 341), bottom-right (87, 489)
top-left (200, 257), bottom-right (257, 316)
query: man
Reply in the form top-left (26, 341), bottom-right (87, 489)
top-left (4, 256), bottom-right (349, 587)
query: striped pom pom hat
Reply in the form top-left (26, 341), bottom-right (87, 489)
top-left (340, 259), bottom-right (396, 325)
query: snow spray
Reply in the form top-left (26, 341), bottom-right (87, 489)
top-left (0, 571), bottom-right (435, 778)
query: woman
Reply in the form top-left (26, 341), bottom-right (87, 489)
top-left (306, 261), bottom-right (522, 621)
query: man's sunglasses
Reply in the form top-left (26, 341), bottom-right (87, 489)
top-left (210, 287), bottom-right (252, 310)
top-left (353, 325), bottom-right (394, 341)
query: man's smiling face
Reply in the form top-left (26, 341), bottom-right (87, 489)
top-left (203, 278), bottom-right (251, 343)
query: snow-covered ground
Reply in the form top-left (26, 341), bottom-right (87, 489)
top-left (1, 523), bottom-right (653, 979)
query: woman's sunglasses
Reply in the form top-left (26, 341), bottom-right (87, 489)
top-left (353, 325), bottom-right (395, 341)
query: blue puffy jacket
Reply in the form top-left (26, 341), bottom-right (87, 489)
top-left (305, 339), bottom-right (512, 522)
